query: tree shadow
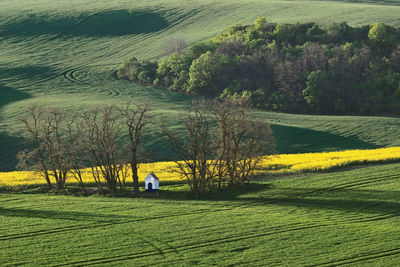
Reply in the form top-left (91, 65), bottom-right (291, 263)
top-left (0, 207), bottom-right (132, 222)
top-left (192, 183), bottom-right (400, 217)
top-left (270, 124), bottom-right (379, 154)
top-left (146, 183), bottom-right (274, 201)
top-left (237, 194), bottom-right (400, 218)
top-left (0, 9), bottom-right (170, 37)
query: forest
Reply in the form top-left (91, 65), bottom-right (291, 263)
top-left (117, 19), bottom-right (400, 114)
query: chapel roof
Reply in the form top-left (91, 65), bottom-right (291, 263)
top-left (148, 172), bottom-right (159, 180)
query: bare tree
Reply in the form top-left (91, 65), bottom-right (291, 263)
top-left (162, 99), bottom-right (275, 195)
top-left (164, 37), bottom-right (186, 56)
top-left (40, 108), bottom-right (69, 190)
top-left (119, 102), bottom-right (150, 194)
top-left (17, 104), bottom-right (52, 189)
top-left (79, 105), bottom-right (123, 197)
top-left (64, 114), bottom-right (87, 193)
top-left (18, 106), bottom-right (72, 190)
top-left (162, 100), bottom-right (216, 197)
top-left (211, 99), bottom-right (275, 188)
top-left (116, 163), bottom-right (129, 192)
top-left (18, 103), bottom-right (152, 196)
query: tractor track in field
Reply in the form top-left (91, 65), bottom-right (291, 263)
top-left (162, 8), bottom-right (202, 31)
top-left (136, 232), bottom-right (185, 261)
top-left (53, 222), bottom-right (324, 266)
top-left (56, 8), bottom-right (203, 93)
top-left (104, 88), bottom-right (120, 97)
top-left (3, 173), bottom-right (399, 264)
top-left (4, 207), bottom-right (367, 265)
top-left (287, 173), bottom-right (400, 223)
top-left (146, 217), bottom-right (400, 267)
top-left (135, 235), bottom-right (167, 260)
top-left (0, 208), bottom-right (232, 241)
top-left (62, 67), bottom-right (93, 86)
top-left (178, 173), bottom-right (400, 227)
top-left (250, 173), bottom-right (400, 208)
top-left (308, 247), bottom-right (400, 266)
top-left (304, 173), bottom-right (400, 195)
top-left (219, 173), bottom-right (400, 225)
top-left (61, 63), bottom-right (123, 97)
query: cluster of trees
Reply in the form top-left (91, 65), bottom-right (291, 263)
top-left (117, 20), bottom-right (400, 114)
top-left (18, 103), bottom-right (150, 197)
top-left (162, 100), bottom-right (275, 196)
top-left (18, 100), bottom-right (275, 197)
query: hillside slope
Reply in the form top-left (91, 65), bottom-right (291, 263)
top-left (1, 0), bottom-right (400, 170)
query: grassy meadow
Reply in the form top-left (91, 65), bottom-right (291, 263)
top-left (2, 0), bottom-right (400, 265)
top-left (2, 162), bottom-right (400, 265)
top-left (1, 0), bottom-right (400, 171)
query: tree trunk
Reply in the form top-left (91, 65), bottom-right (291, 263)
top-left (40, 160), bottom-right (52, 189)
top-left (110, 180), bottom-right (117, 198)
top-left (131, 162), bottom-right (139, 193)
top-left (44, 171), bottom-right (52, 189)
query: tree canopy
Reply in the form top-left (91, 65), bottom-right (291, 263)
top-left (117, 20), bottom-right (400, 115)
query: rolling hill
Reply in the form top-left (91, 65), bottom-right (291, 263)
top-left (1, 0), bottom-right (400, 171)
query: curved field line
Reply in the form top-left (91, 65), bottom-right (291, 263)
top-left (53, 222), bottom-right (324, 266)
top-left (61, 63), bottom-right (123, 96)
top-left (135, 235), bottom-right (167, 260)
top-left (289, 174), bottom-right (400, 223)
top-left (308, 247), bottom-right (400, 267)
top-left (301, 173), bottom-right (400, 196)
top-left (62, 67), bottom-right (92, 86)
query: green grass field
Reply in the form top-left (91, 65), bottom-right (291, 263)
top-left (1, 0), bottom-right (400, 171)
top-left (1, 163), bottom-right (400, 265)
top-left (2, 1), bottom-right (400, 265)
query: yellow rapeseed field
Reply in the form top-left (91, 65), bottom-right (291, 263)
top-left (259, 147), bottom-right (400, 174)
top-left (1, 147), bottom-right (400, 186)
top-left (0, 161), bottom-right (179, 187)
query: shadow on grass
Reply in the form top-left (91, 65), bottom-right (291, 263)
top-left (3, 180), bottom-right (400, 220)
top-left (321, 0), bottom-right (400, 6)
top-left (126, 182), bottom-right (400, 218)
top-left (0, 133), bottom-right (25, 172)
top-left (271, 124), bottom-right (379, 154)
top-left (0, 84), bottom-right (31, 171)
top-left (0, 84), bottom-right (31, 109)
top-left (0, 66), bottom-right (58, 83)
top-left (192, 182), bottom-right (400, 217)
top-left (0, 206), bottom-right (134, 222)
top-left (1, 9), bottom-right (169, 37)
top-left (236, 194), bottom-right (400, 219)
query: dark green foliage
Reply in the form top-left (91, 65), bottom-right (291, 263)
top-left (118, 19), bottom-right (400, 114)
top-left (187, 52), bottom-right (233, 95)
top-left (154, 53), bottom-right (193, 90)
top-left (303, 70), bottom-right (330, 113)
top-left (117, 57), bottom-right (157, 84)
